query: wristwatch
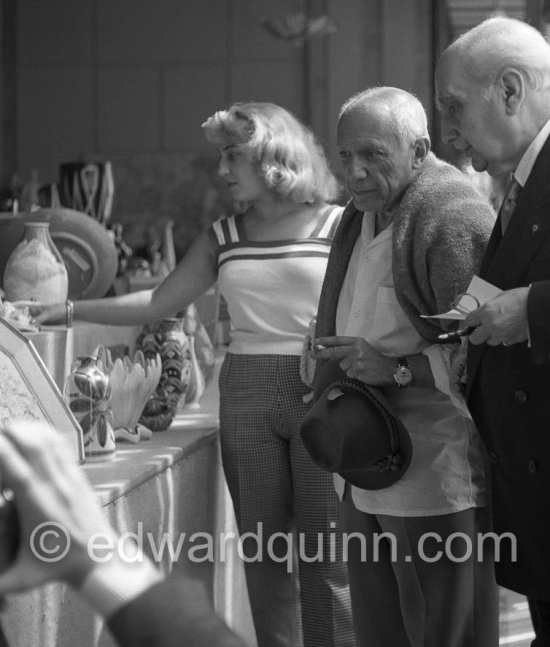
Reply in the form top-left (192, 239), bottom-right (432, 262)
top-left (394, 357), bottom-right (412, 388)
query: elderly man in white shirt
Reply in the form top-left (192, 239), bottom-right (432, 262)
top-left (311, 86), bottom-right (499, 647)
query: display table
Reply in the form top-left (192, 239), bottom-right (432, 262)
top-left (1, 347), bottom-right (256, 647)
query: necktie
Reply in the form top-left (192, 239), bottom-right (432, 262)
top-left (500, 178), bottom-right (521, 234)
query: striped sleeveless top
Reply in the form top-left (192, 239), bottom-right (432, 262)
top-left (210, 205), bottom-right (342, 355)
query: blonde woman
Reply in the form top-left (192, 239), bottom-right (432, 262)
top-left (36, 102), bottom-right (354, 647)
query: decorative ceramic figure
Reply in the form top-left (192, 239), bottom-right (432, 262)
top-left (180, 304), bottom-right (206, 409)
top-left (3, 221), bottom-right (68, 304)
top-left (95, 345), bottom-right (161, 443)
top-left (64, 355), bottom-right (116, 462)
top-left (136, 318), bottom-right (191, 431)
top-left (59, 161), bottom-right (115, 226)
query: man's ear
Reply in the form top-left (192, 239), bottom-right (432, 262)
top-left (500, 68), bottom-right (524, 114)
top-left (412, 136), bottom-right (430, 167)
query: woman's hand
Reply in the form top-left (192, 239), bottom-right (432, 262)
top-left (30, 302), bottom-right (67, 325)
top-left (312, 335), bottom-right (395, 387)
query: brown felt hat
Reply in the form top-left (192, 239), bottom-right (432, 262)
top-left (300, 361), bottom-right (412, 490)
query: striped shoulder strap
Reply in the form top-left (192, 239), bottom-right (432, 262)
top-left (211, 215), bottom-right (240, 246)
top-left (311, 204), bottom-right (344, 239)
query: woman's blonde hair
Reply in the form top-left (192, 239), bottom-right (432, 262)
top-left (202, 102), bottom-right (339, 203)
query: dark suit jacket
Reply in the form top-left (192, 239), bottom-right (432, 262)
top-left (107, 575), bottom-right (246, 647)
top-left (467, 132), bottom-right (550, 601)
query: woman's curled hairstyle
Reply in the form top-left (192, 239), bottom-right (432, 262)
top-left (202, 102), bottom-right (339, 204)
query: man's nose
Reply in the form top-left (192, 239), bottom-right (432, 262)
top-left (348, 157), bottom-right (368, 180)
top-left (439, 114), bottom-right (457, 145)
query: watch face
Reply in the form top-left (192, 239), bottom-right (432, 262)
top-left (395, 365), bottom-right (412, 386)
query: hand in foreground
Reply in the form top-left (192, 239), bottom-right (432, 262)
top-left (0, 420), bottom-right (118, 593)
top-left (313, 336), bottom-right (394, 386)
top-left (464, 287), bottom-right (530, 346)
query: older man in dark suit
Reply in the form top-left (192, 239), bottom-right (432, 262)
top-left (436, 16), bottom-right (550, 646)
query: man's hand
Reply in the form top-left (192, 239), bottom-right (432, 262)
top-left (313, 336), bottom-right (394, 386)
top-left (465, 287), bottom-right (530, 346)
top-left (0, 420), bottom-right (117, 593)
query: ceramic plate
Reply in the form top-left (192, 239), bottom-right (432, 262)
top-left (0, 209), bottom-right (118, 300)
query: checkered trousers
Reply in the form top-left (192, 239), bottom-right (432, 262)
top-left (219, 353), bottom-right (355, 647)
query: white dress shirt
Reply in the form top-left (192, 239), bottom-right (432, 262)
top-left (333, 213), bottom-right (487, 516)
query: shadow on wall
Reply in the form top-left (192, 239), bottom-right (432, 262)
top-left (110, 153), bottom-right (235, 260)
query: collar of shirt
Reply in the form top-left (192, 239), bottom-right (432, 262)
top-left (514, 116), bottom-right (550, 187)
top-left (374, 210), bottom-right (394, 236)
top-left (365, 211), bottom-right (393, 246)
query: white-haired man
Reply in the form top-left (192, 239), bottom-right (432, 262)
top-left (436, 16), bottom-right (550, 645)
top-left (311, 86), bottom-right (499, 646)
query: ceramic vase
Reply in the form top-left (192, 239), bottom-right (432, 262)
top-left (180, 304), bottom-right (206, 409)
top-left (136, 318), bottom-right (191, 431)
top-left (64, 355), bottom-right (116, 462)
top-left (3, 221), bottom-right (68, 304)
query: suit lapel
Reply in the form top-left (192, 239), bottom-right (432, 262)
top-left (483, 188), bottom-right (548, 288)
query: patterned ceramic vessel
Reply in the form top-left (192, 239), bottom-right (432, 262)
top-left (136, 318), bottom-right (191, 431)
